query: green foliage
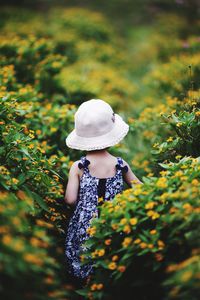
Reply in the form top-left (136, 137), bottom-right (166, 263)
top-left (1, 4), bottom-right (200, 300)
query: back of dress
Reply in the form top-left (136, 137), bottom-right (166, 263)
top-left (65, 155), bottom-right (128, 281)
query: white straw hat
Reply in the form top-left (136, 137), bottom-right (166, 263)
top-left (65, 99), bottom-right (129, 151)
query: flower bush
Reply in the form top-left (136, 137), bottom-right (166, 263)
top-left (0, 191), bottom-right (74, 300)
top-left (79, 157), bottom-right (200, 299)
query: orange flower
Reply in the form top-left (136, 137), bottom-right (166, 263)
top-left (97, 283), bottom-right (104, 290)
top-left (112, 255), bottom-right (119, 262)
top-left (134, 238), bottom-right (141, 244)
top-left (123, 225), bottom-right (131, 234)
top-left (129, 218), bottom-right (138, 225)
top-left (105, 239), bottom-right (112, 245)
top-left (108, 262), bottom-right (117, 270)
top-left (118, 265), bottom-right (126, 272)
top-left (122, 237), bottom-right (132, 247)
top-left (140, 242), bottom-right (147, 249)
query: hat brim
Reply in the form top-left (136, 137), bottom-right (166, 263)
top-left (65, 113), bottom-right (129, 151)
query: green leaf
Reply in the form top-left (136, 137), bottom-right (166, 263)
top-left (0, 146), bottom-right (5, 155)
top-left (18, 173), bottom-right (27, 185)
top-left (76, 289), bottom-right (89, 296)
top-left (50, 168), bottom-right (64, 180)
top-left (23, 186), bottom-right (50, 213)
top-left (0, 180), bottom-right (10, 190)
top-left (158, 163), bottom-right (170, 169)
top-left (20, 147), bottom-right (33, 160)
top-left (122, 251), bottom-right (134, 261)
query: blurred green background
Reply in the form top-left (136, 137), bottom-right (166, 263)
top-left (0, 1), bottom-right (200, 300)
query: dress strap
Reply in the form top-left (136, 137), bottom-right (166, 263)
top-left (78, 156), bottom-right (90, 171)
top-left (116, 157), bottom-right (128, 174)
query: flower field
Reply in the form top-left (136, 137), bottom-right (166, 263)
top-left (0, 2), bottom-right (200, 300)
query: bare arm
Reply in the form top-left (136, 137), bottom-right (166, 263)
top-left (122, 159), bottom-right (143, 187)
top-left (64, 161), bottom-right (80, 207)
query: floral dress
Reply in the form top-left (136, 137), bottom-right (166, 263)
top-left (65, 155), bottom-right (128, 281)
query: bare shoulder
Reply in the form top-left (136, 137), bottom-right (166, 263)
top-left (69, 160), bottom-right (80, 173)
top-left (121, 158), bottom-right (130, 168)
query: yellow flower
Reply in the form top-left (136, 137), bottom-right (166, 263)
top-left (175, 155), bottom-right (182, 159)
top-left (14, 240), bottom-right (24, 252)
top-left (23, 253), bottom-right (43, 266)
top-left (183, 203), bottom-right (193, 213)
top-left (191, 179), bottom-right (199, 186)
top-left (133, 185), bottom-right (142, 195)
top-left (153, 143), bottom-right (159, 148)
top-left (98, 197), bottom-right (104, 203)
top-left (134, 238), bottom-right (141, 244)
top-left (123, 225), bottom-right (131, 234)
top-left (36, 129), bottom-right (42, 135)
top-left (150, 229), bottom-right (157, 235)
top-left (96, 283), bottom-right (104, 290)
top-left (147, 210), bottom-right (160, 219)
top-left (60, 156), bottom-right (67, 162)
top-left (174, 170), bottom-right (183, 177)
top-left (98, 249), bottom-right (105, 257)
top-left (11, 178), bottom-right (19, 184)
top-left (2, 234), bottom-right (12, 245)
top-left (0, 166), bottom-right (9, 175)
top-left (90, 284), bottom-right (98, 291)
top-left (140, 242), bottom-right (147, 249)
top-left (112, 255), bottom-right (119, 262)
top-left (108, 262), bottom-right (117, 270)
top-left (128, 117), bottom-right (134, 124)
top-left (50, 127), bottom-right (57, 133)
top-left (111, 223), bottom-right (118, 230)
top-left (167, 137), bottom-right (173, 142)
top-left (160, 170), bottom-right (168, 176)
top-left (122, 237), bottom-right (132, 247)
top-left (147, 172), bottom-right (154, 177)
top-left (145, 202), bottom-right (156, 210)
top-left (156, 177), bottom-right (167, 188)
top-left (120, 218), bottom-right (127, 225)
top-left (91, 251), bottom-right (98, 258)
top-left (129, 218), bottom-right (138, 225)
top-left (158, 240), bottom-right (165, 249)
top-left (86, 226), bottom-right (96, 236)
top-left (68, 160), bottom-right (74, 168)
top-left (28, 143), bottom-right (35, 149)
top-left (80, 255), bottom-right (85, 262)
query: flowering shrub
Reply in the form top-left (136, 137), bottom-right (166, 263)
top-left (59, 60), bottom-right (137, 110)
top-left (79, 157), bottom-right (200, 299)
top-left (74, 11), bottom-right (200, 300)
top-left (0, 34), bottom-right (67, 96)
top-left (0, 6), bottom-right (137, 299)
top-left (0, 191), bottom-right (74, 300)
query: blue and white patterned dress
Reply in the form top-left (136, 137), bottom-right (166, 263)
top-left (65, 155), bottom-right (128, 281)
